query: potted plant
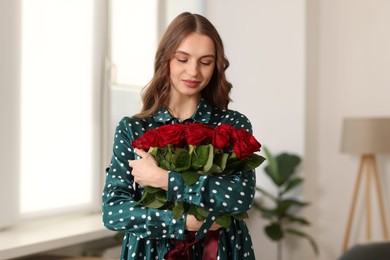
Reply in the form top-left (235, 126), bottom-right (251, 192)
top-left (253, 147), bottom-right (319, 260)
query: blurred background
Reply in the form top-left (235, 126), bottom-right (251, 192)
top-left (1, 0), bottom-right (390, 259)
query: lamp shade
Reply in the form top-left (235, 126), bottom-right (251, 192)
top-left (341, 118), bottom-right (390, 154)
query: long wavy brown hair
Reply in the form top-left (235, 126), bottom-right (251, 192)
top-left (134, 12), bottom-right (232, 119)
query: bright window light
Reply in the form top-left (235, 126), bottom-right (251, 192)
top-left (20, 0), bottom-right (94, 214)
top-left (110, 0), bottom-right (158, 86)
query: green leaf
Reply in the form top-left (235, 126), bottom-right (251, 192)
top-left (239, 154), bottom-right (266, 172)
top-left (156, 149), bottom-right (173, 170)
top-left (265, 223), bottom-right (284, 241)
top-left (142, 191), bottom-right (166, 208)
top-left (282, 177), bottom-right (303, 195)
top-left (276, 199), bottom-right (309, 214)
top-left (172, 148), bottom-right (191, 172)
top-left (187, 205), bottom-right (200, 218)
top-left (228, 152), bottom-right (237, 160)
top-left (224, 158), bottom-right (241, 173)
top-left (202, 144), bottom-right (215, 172)
top-left (216, 215), bottom-right (232, 228)
top-left (191, 145), bottom-right (209, 169)
top-left (165, 147), bottom-right (176, 170)
top-left (263, 147), bottom-right (302, 187)
top-left (207, 164), bottom-right (222, 174)
top-left (286, 228), bottom-right (319, 255)
top-left (182, 171), bottom-right (200, 186)
top-left (148, 147), bottom-right (158, 157)
top-left (276, 153), bottom-right (301, 185)
top-left (260, 208), bottom-right (279, 219)
top-left (143, 186), bottom-right (162, 194)
top-left (196, 206), bottom-right (209, 218)
top-left (136, 191), bottom-right (148, 205)
top-left (263, 147), bottom-right (280, 185)
top-left (188, 145), bottom-right (196, 155)
top-left (172, 202), bottom-right (185, 219)
top-left (213, 152), bottom-right (229, 172)
top-left (139, 188), bottom-right (170, 209)
top-left (255, 186), bottom-right (277, 201)
top-left (232, 212), bottom-right (249, 220)
top-left (284, 214), bottom-right (311, 225)
top-left (252, 201), bottom-right (279, 219)
top-left (187, 205), bottom-right (208, 221)
top-left (155, 190), bottom-right (168, 204)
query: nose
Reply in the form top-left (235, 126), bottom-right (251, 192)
top-left (186, 60), bottom-right (199, 76)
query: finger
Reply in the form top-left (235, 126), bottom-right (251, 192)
top-left (139, 151), bottom-right (153, 160)
top-left (134, 148), bottom-right (149, 158)
top-left (210, 224), bottom-right (221, 231)
top-left (139, 151), bottom-right (150, 159)
top-left (128, 159), bottom-right (135, 167)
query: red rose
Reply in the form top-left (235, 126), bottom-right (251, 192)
top-left (184, 123), bottom-right (213, 146)
top-left (232, 128), bottom-right (261, 159)
top-left (132, 129), bottom-right (161, 150)
top-left (212, 124), bottom-right (235, 149)
top-left (157, 124), bottom-right (186, 147)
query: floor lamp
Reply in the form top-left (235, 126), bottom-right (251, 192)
top-left (341, 118), bottom-right (390, 252)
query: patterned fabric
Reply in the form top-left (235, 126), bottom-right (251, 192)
top-left (102, 99), bottom-right (257, 259)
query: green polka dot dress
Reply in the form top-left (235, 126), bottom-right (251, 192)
top-left (102, 99), bottom-right (256, 259)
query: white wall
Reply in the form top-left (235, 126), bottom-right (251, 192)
top-left (207, 1), bottom-right (390, 260)
top-left (206, 1), bottom-right (306, 259)
top-left (306, 1), bottom-right (390, 260)
top-left (0, 0), bottom-right (21, 228)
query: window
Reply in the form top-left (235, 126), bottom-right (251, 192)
top-left (20, 0), bottom-right (96, 215)
top-left (0, 0), bottom-right (106, 227)
top-left (0, 0), bottom-right (203, 228)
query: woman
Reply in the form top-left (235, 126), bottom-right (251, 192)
top-left (102, 12), bottom-right (256, 259)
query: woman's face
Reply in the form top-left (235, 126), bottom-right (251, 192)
top-left (169, 32), bottom-right (216, 100)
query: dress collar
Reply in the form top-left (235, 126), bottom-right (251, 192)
top-left (153, 98), bottom-right (212, 124)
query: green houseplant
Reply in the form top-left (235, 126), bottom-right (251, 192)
top-left (253, 147), bottom-right (319, 260)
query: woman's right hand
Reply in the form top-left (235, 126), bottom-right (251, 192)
top-left (185, 214), bottom-right (221, 232)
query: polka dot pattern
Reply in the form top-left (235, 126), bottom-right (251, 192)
top-left (102, 98), bottom-right (256, 259)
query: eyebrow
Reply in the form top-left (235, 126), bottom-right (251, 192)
top-left (174, 51), bottom-right (215, 59)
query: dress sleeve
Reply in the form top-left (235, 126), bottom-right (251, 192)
top-left (167, 114), bottom-right (257, 216)
top-left (167, 170), bottom-right (256, 215)
top-left (102, 117), bottom-right (186, 240)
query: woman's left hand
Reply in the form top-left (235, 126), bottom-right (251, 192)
top-left (128, 148), bottom-right (169, 190)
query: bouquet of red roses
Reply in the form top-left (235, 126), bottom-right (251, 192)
top-left (132, 122), bottom-right (265, 227)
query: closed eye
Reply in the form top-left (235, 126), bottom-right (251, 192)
top-left (200, 61), bottom-right (212, 66)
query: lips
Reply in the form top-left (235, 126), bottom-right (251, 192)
top-left (182, 80), bottom-right (201, 88)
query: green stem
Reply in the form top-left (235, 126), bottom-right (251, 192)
top-left (277, 240), bottom-right (282, 260)
top-left (277, 189), bottom-right (283, 260)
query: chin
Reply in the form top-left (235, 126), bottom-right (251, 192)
top-left (179, 88), bottom-right (202, 96)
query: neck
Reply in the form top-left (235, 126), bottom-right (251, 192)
top-left (167, 95), bottom-right (201, 121)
